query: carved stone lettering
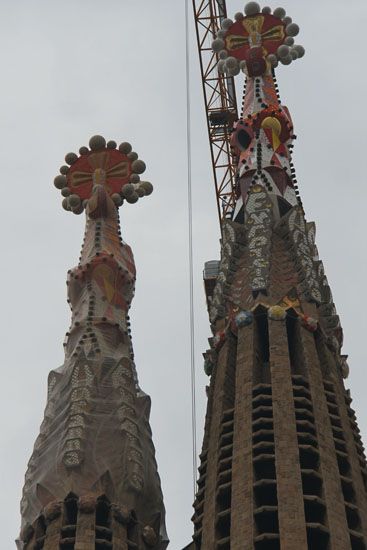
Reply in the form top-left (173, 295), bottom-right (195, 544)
top-left (245, 186), bottom-right (273, 292)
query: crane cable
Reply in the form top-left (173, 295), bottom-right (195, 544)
top-left (185, 0), bottom-right (198, 499)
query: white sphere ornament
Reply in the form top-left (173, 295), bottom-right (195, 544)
top-left (221, 18), bottom-right (233, 30)
top-left (281, 55), bottom-right (292, 65)
top-left (65, 152), bottom-right (78, 165)
top-left (219, 49), bottom-right (228, 60)
top-left (291, 49), bottom-right (299, 60)
top-left (244, 2), bottom-right (260, 16)
top-left (69, 194), bottom-right (81, 208)
top-left (127, 151), bottom-right (138, 161)
top-left (262, 6), bottom-right (272, 14)
top-left (267, 54), bottom-right (278, 67)
top-left (217, 29), bottom-right (226, 39)
top-left (54, 175), bottom-right (67, 189)
top-left (73, 205), bottom-right (83, 215)
top-left (294, 45), bottom-right (305, 58)
top-left (277, 44), bottom-right (290, 59)
top-left (141, 181), bottom-right (153, 195)
top-left (234, 12), bottom-right (244, 21)
top-left (285, 37), bottom-right (294, 46)
top-left (59, 165), bottom-right (69, 175)
top-left (273, 7), bottom-right (286, 19)
top-left (286, 23), bottom-right (300, 37)
top-left (89, 135), bottom-right (106, 151)
top-left (111, 193), bottom-right (122, 206)
top-left (229, 66), bottom-right (240, 76)
top-left (126, 192), bottom-right (139, 204)
top-left (283, 16), bottom-right (292, 25)
top-left (119, 142), bottom-right (132, 154)
top-left (217, 60), bottom-right (226, 73)
top-left (61, 187), bottom-right (71, 197)
top-left (131, 159), bottom-right (146, 174)
top-left (212, 38), bottom-right (225, 52)
top-left (225, 56), bottom-right (238, 69)
top-left (122, 183), bottom-right (135, 197)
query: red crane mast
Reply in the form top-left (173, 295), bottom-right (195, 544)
top-left (192, 0), bottom-right (239, 226)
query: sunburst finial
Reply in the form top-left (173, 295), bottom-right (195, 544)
top-left (53, 135), bottom-right (153, 214)
top-left (212, 3), bottom-right (305, 77)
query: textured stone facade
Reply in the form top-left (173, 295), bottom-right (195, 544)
top-left (19, 139), bottom-right (167, 550)
top-left (193, 211), bottom-right (367, 549)
top-left (192, 5), bottom-right (367, 548)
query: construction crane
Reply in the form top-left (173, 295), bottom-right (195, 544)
top-left (192, 0), bottom-right (239, 226)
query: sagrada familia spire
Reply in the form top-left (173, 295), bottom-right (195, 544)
top-left (18, 136), bottom-right (168, 549)
top-left (191, 3), bottom-right (367, 550)
top-left (18, 3), bottom-right (367, 550)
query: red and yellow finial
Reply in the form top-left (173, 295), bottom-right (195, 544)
top-left (53, 135), bottom-right (153, 214)
top-left (212, 3), bottom-right (305, 77)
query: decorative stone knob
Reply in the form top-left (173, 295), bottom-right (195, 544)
top-left (268, 305), bottom-right (287, 321)
top-left (142, 525), bottom-right (158, 547)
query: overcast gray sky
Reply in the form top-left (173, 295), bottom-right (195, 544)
top-left (0, 1), bottom-right (366, 548)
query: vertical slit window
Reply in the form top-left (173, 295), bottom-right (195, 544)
top-left (127, 511), bottom-right (138, 548)
top-left (254, 308), bottom-right (270, 385)
top-left (95, 496), bottom-right (112, 548)
top-left (223, 333), bottom-right (238, 411)
top-left (286, 313), bottom-right (305, 376)
top-left (34, 515), bottom-right (46, 549)
top-left (61, 493), bottom-right (77, 549)
top-left (63, 494), bottom-right (78, 526)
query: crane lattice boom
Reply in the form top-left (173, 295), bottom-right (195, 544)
top-left (192, 0), bottom-right (239, 226)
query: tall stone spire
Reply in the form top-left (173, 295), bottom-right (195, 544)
top-left (19, 135), bottom-right (168, 550)
top-left (192, 3), bottom-right (367, 550)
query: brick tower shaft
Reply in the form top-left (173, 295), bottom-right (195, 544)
top-left (191, 4), bottom-right (367, 550)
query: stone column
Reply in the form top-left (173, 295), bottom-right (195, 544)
top-left (300, 328), bottom-right (351, 549)
top-left (111, 505), bottom-right (129, 550)
top-left (43, 502), bottom-right (63, 550)
top-left (231, 324), bottom-right (254, 549)
top-left (201, 339), bottom-right (235, 548)
top-left (269, 319), bottom-right (308, 550)
top-left (75, 496), bottom-right (96, 549)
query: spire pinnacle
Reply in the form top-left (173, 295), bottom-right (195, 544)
top-left (53, 135), bottom-right (153, 214)
top-left (211, 5), bottom-right (305, 224)
top-left (212, 3), bottom-right (305, 77)
top-left (19, 135), bottom-right (168, 549)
